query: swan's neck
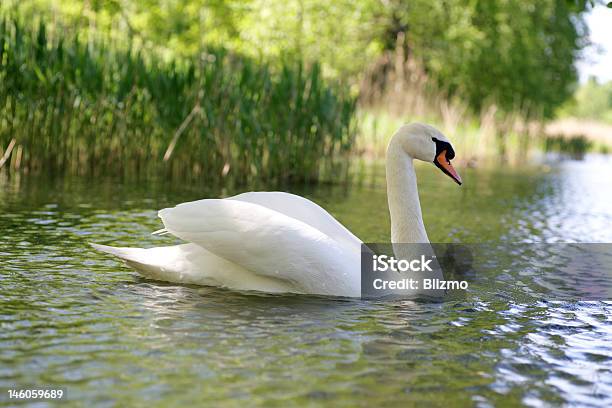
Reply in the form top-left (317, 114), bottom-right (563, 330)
top-left (386, 139), bottom-right (429, 243)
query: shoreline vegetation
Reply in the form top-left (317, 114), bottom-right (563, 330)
top-left (1, 2), bottom-right (609, 183)
top-left (0, 16), bottom-right (356, 184)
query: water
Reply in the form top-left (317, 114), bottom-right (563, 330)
top-left (1, 156), bottom-right (611, 407)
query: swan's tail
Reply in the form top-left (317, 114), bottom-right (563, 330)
top-left (90, 243), bottom-right (149, 264)
top-left (90, 243), bottom-right (184, 282)
top-left (90, 242), bottom-right (295, 292)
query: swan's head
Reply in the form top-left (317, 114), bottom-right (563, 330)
top-left (392, 123), bottom-right (462, 185)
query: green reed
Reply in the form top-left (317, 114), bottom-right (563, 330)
top-left (0, 17), bottom-right (356, 184)
top-left (543, 134), bottom-right (593, 160)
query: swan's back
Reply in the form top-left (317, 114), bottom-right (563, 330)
top-left (230, 192), bottom-right (362, 253)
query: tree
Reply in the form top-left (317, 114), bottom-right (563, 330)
top-left (380, 0), bottom-right (589, 118)
top-left (2, 0), bottom-right (593, 117)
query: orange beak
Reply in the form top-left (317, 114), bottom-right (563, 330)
top-left (435, 150), bottom-right (462, 185)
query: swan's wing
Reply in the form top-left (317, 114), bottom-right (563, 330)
top-left (158, 199), bottom-right (360, 296)
top-left (229, 192), bottom-right (362, 252)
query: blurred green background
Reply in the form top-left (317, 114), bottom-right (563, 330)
top-left (0, 0), bottom-right (610, 182)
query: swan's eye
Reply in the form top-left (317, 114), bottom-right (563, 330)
top-left (432, 137), bottom-right (455, 161)
top-left (446, 148), bottom-right (455, 161)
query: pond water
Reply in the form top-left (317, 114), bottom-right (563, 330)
top-left (1, 155), bottom-right (611, 406)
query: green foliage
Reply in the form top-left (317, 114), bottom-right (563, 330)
top-left (544, 134), bottom-right (593, 159)
top-left (0, 16), bottom-right (356, 182)
top-left (558, 78), bottom-right (612, 123)
top-left (383, 0), bottom-right (587, 118)
top-left (0, 0), bottom-right (596, 175)
top-left (3, 0), bottom-right (589, 119)
top-left (2, 0), bottom-right (385, 78)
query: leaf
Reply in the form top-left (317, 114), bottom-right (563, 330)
top-left (608, 2), bottom-right (612, 8)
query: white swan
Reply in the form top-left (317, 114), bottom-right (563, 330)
top-left (92, 123), bottom-right (462, 297)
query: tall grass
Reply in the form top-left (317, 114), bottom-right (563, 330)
top-left (0, 16), bottom-right (356, 184)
